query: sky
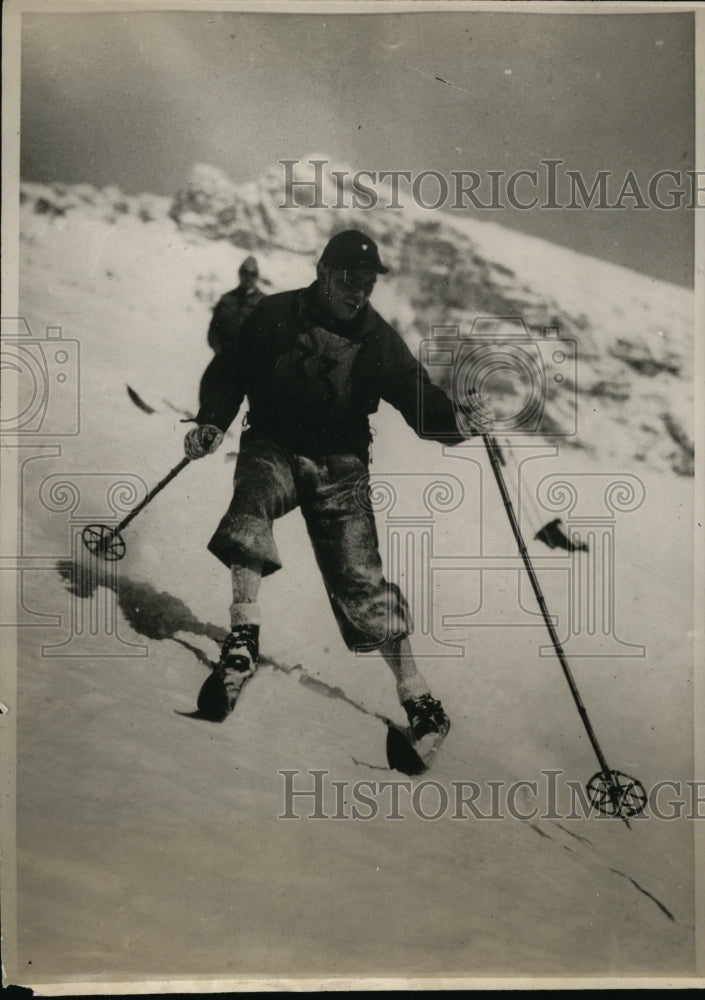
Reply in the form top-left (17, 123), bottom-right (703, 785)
top-left (17, 5), bottom-right (696, 286)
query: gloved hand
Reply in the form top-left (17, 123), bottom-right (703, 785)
top-left (461, 390), bottom-right (495, 435)
top-left (184, 423), bottom-right (224, 460)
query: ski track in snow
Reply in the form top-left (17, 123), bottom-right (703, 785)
top-left (202, 654), bottom-right (682, 928)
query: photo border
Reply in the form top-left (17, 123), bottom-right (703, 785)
top-left (2, 0), bottom-right (704, 992)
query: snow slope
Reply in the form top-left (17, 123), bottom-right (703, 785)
top-left (5, 170), bottom-right (699, 987)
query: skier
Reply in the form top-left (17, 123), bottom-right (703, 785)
top-left (185, 229), bottom-right (493, 762)
top-left (207, 255), bottom-right (264, 355)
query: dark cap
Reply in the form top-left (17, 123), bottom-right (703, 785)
top-left (239, 255), bottom-right (259, 276)
top-left (319, 230), bottom-right (389, 274)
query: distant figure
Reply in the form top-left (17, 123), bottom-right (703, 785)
top-left (207, 255), bottom-right (264, 355)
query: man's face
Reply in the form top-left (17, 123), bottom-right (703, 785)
top-left (239, 269), bottom-right (258, 291)
top-left (320, 265), bottom-right (377, 321)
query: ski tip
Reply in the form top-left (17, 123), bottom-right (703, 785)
top-left (126, 384), bottom-right (157, 414)
top-left (385, 723), bottom-right (428, 776)
top-left (174, 708), bottom-right (223, 722)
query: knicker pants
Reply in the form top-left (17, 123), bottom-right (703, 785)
top-left (207, 433), bottom-right (411, 650)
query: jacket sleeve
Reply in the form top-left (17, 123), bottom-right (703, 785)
top-left (195, 309), bottom-right (257, 431)
top-left (206, 298), bottom-right (234, 354)
top-left (377, 323), bottom-right (467, 445)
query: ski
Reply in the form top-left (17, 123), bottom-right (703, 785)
top-left (385, 721), bottom-right (447, 775)
top-left (126, 384), bottom-right (196, 421)
top-left (127, 383), bottom-right (156, 413)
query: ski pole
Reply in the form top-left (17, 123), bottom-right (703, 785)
top-left (81, 456), bottom-right (191, 561)
top-left (482, 432), bottom-right (646, 823)
top-left (499, 436), bottom-right (545, 532)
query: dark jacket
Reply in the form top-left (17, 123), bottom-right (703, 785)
top-left (207, 285), bottom-right (265, 354)
top-left (196, 282), bottom-right (465, 459)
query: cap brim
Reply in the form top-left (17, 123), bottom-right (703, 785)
top-left (326, 257), bottom-right (388, 274)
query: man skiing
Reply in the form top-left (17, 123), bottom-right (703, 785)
top-left (185, 229), bottom-right (492, 763)
top-left (207, 255), bottom-right (264, 354)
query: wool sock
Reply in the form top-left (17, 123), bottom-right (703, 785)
top-left (230, 561), bottom-right (263, 629)
top-left (380, 636), bottom-right (431, 704)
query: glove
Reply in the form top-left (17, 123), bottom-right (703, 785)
top-left (461, 390), bottom-right (495, 435)
top-left (184, 423), bottom-right (224, 460)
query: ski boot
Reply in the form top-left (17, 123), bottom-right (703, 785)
top-left (402, 693), bottom-right (450, 764)
top-left (197, 623), bottom-right (259, 722)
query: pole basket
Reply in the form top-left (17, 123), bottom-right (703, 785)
top-left (79, 456), bottom-right (192, 563)
top-left (587, 769), bottom-right (647, 820)
top-left (81, 524), bottom-right (127, 561)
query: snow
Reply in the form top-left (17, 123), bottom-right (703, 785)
top-left (4, 172), bottom-right (700, 988)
